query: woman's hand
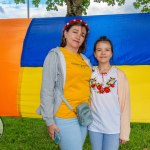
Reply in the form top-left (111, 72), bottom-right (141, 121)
top-left (119, 139), bottom-right (127, 144)
top-left (47, 124), bottom-right (60, 140)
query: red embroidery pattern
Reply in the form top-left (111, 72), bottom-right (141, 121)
top-left (90, 77), bottom-right (116, 94)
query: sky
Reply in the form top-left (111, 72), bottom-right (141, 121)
top-left (0, 0), bottom-right (141, 19)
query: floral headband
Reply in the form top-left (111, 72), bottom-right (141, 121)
top-left (64, 19), bottom-right (89, 31)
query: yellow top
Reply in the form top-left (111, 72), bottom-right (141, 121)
top-left (55, 47), bottom-right (92, 118)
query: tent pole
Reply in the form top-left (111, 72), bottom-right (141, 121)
top-left (27, 0), bottom-right (30, 18)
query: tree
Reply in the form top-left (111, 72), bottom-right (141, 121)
top-left (14, 0), bottom-right (150, 16)
top-left (133, 0), bottom-right (150, 13)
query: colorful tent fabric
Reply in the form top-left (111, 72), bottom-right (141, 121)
top-left (0, 13), bottom-right (150, 122)
top-left (0, 19), bottom-right (31, 116)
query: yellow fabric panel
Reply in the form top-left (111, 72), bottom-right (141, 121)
top-left (19, 66), bottom-right (150, 123)
top-left (19, 67), bottom-right (42, 118)
top-left (117, 65), bottom-right (150, 123)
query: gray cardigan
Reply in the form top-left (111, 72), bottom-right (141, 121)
top-left (37, 47), bottom-right (92, 126)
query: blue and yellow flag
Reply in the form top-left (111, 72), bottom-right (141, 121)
top-left (0, 13), bottom-right (150, 122)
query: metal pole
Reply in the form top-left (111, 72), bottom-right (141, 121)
top-left (27, 0), bottom-right (30, 18)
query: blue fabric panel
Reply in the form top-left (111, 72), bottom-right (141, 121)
top-left (21, 13), bottom-right (150, 67)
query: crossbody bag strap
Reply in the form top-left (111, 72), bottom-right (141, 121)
top-left (57, 90), bottom-right (76, 114)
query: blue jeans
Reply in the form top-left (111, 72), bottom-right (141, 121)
top-left (89, 131), bottom-right (120, 150)
top-left (54, 117), bottom-right (87, 150)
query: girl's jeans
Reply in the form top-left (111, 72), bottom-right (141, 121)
top-left (54, 117), bottom-right (87, 150)
top-left (89, 130), bottom-right (120, 150)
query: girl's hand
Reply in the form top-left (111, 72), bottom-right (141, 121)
top-left (47, 124), bottom-right (59, 140)
top-left (119, 139), bottom-right (127, 144)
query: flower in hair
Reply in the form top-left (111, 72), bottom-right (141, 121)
top-left (64, 19), bottom-right (89, 31)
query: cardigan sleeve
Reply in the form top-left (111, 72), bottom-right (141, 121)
top-left (118, 69), bottom-right (131, 141)
top-left (36, 51), bottom-right (57, 126)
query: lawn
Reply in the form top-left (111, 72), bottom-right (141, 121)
top-left (0, 117), bottom-right (150, 150)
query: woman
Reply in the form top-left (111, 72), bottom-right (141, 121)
top-left (88, 36), bottom-right (130, 150)
top-left (37, 19), bottom-right (92, 150)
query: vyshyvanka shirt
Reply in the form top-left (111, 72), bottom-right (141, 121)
top-left (88, 67), bottom-right (120, 134)
top-left (55, 47), bottom-right (92, 118)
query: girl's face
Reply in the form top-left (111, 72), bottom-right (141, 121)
top-left (94, 41), bottom-right (112, 64)
top-left (64, 25), bottom-right (86, 50)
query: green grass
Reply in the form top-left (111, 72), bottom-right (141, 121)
top-left (0, 117), bottom-right (150, 150)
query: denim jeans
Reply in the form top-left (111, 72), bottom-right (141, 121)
top-left (89, 131), bottom-right (120, 150)
top-left (54, 117), bottom-right (87, 150)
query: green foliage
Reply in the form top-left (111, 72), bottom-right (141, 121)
top-left (14, 0), bottom-right (150, 15)
top-left (133, 0), bottom-right (150, 13)
top-left (93, 0), bottom-right (125, 6)
top-left (32, 0), bottom-right (41, 7)
top-left (45, 0), bottom-right (64, 11)
top-left (0, 117), bottom-right (150, 150)
top-left (14, 0), bottom-right (25, 4)
top-left (82, 0), bottom-right (90, 15)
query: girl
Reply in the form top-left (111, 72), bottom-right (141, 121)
top-left (88, 36), bottom-right (130, 150)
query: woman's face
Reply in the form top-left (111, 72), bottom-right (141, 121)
top-left (64, 25), bottom-right (87, 50)
top-left (94, 41), bottom-right (112, 64)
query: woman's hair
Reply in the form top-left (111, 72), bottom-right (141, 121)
top-left (60, 19), bottom-right (89, 53)
top-left (94, 36), bottom-right (113, 54)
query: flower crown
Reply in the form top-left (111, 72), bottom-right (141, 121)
top-left (64, 19), bottom-right (89, 31)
